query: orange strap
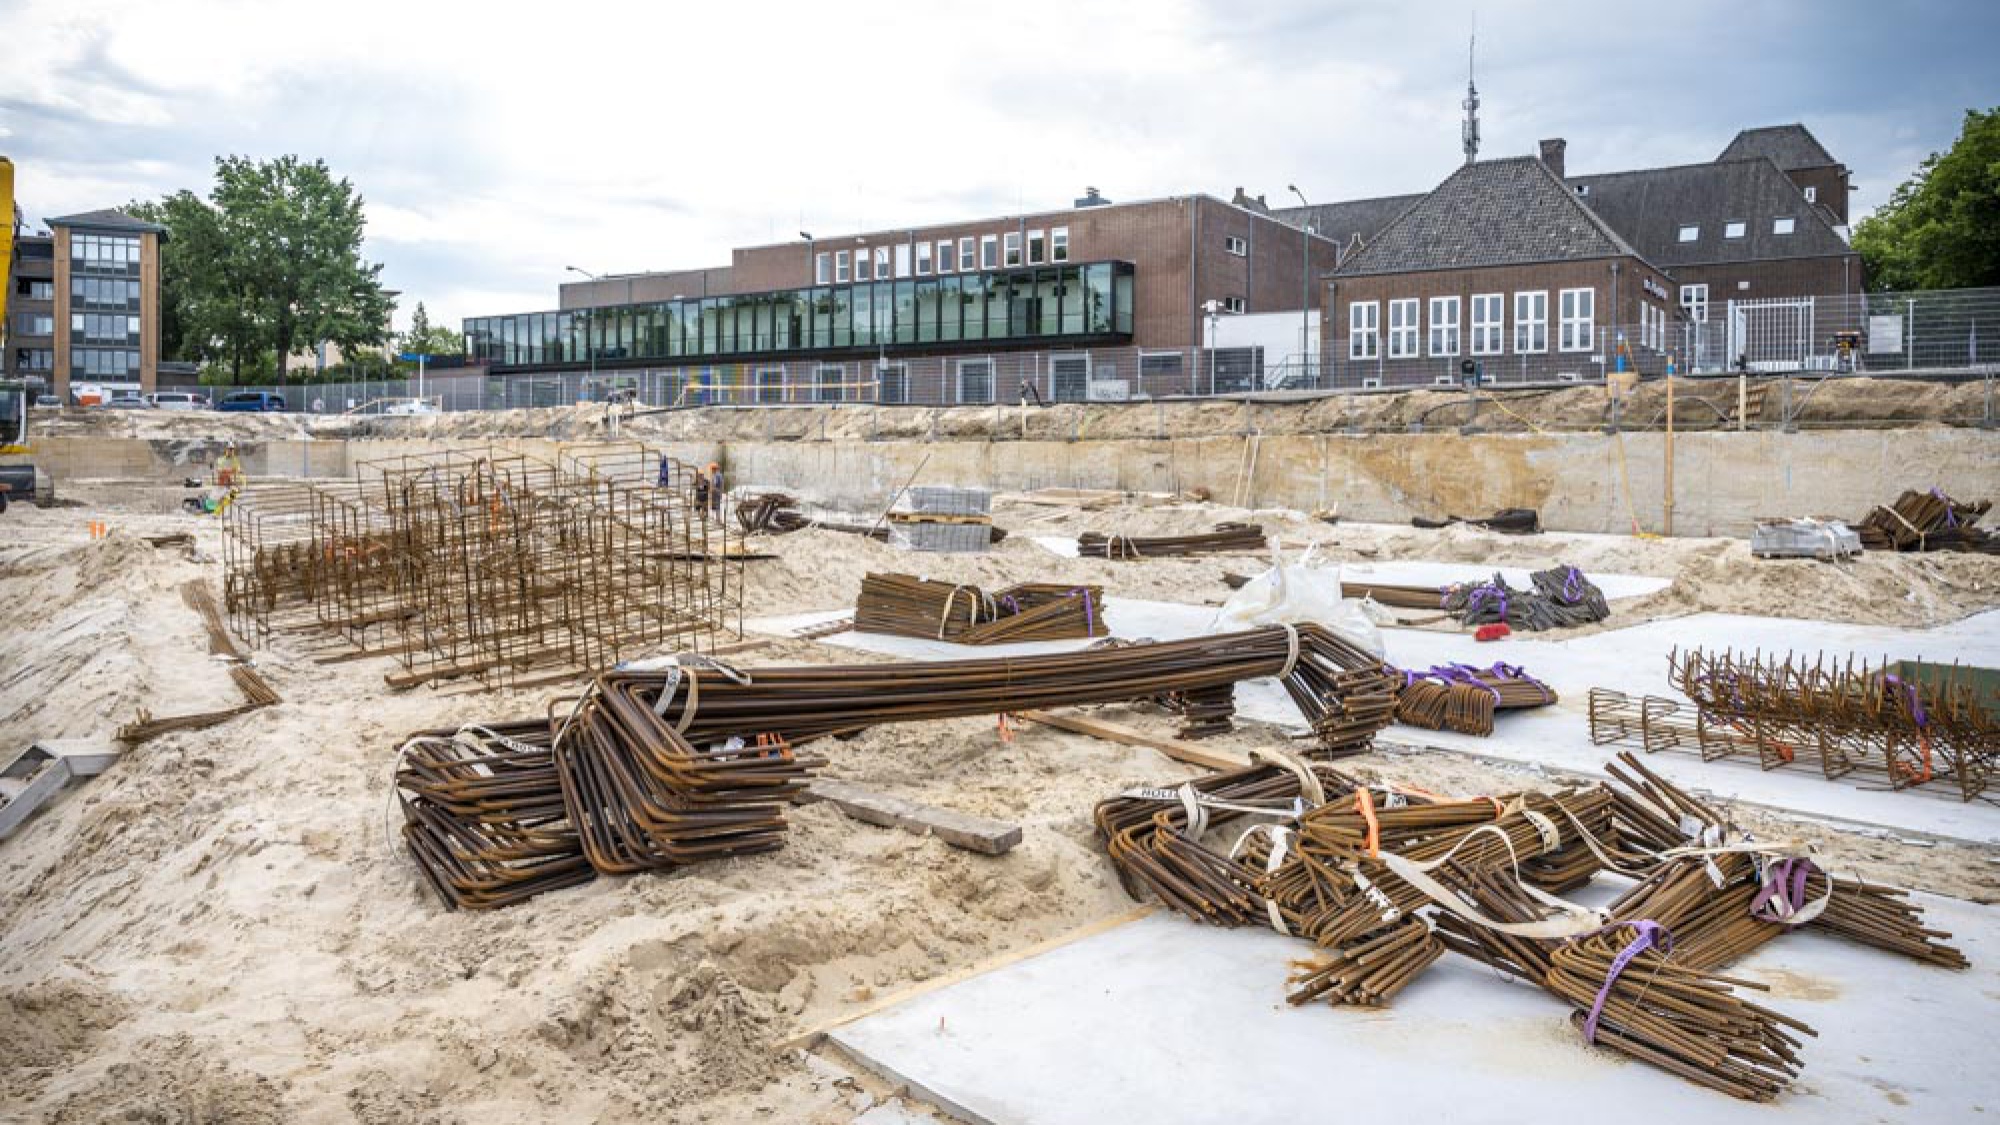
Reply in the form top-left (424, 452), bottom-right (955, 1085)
top-left (997, 713), bottom-right (1016, 743)
top-left (1355, 788), bottom-right (1381, 858)
top-left (1484, 795), bottom-right (1505, 818)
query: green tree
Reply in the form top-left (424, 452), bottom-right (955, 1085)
top-left (1853, 108), bottom-right (2000, 291)
top-left (399, 301), bottom-right (463, 358)
top-left (130, 156), bottom-right (394, 383)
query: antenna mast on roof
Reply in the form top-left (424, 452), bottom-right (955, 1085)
top-left (1461, 19), bottom-right (1481, 164)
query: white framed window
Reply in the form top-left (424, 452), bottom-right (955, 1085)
top-left (1361, 376), bottom-right (1382, 389)
top-left (1028, 229), bottom-right (1046, 263)
top-left (1224, 235), bottom-right (1248, 256)
top-left (1677, 224), bottom-right (1700, 243)
top-left (1387, 298), bottom-right (1419, 358)
top-left (1724, 221), bottom-right (1746, 239)
top-left (1051, 227), bottom-right (1069, 262)
top-left (956, 357), bottom-right (994, 403)
top-left (814, 252), bottom-right (831, 285)
top-left (1804, 186), bottom-right (1818, 203)
top-left (756, 367), bottom-right (786, 403)
top-left (1773, 217), bottom-right (1796, 235)
top-left (875, 246), bottom-right (891, 279)
top-left (1434, 374), bottom-right (1456, 386)
top-left (1427, 296), bottom-right (1460, 356)
top-left (959, 237), bottom-right (976, 271)
top-left (1679, 284), bottom-right (1709, 323)
top-left (1220, 296), bottom-right (1246, 315)
top-left (937, 240), bottom-right (954, 273)
top-left (855, 249), bottom-right (872, 281)
top-left (1558, 287), bottom-right (1594, 352)
top-left (1470, 293), bottom-right (1503, 355)
top-left (834, 250), bottom-right (851, 283)
top-left (1513, 291), bottom-right (1548, 353)
top-left (1003, 231), bottom-right (1022, 267)
top-left (1349, 301), bottom-right (1379, 360)
top-left (814, 364), bottom-right (846, 403)
top-left (893, 244), bottom-right (910, 277)
top-left (980, 234), bottom-right (998, 269)
top-left (915, 242), bottom-right (932, 276)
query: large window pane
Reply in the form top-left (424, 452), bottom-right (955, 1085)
top-left (939, 277), bottom-right (963, 342)
top-left (1058, 267), bottom-right (1083, 334)
top-left (895, 281), bottom-right (916, 344)
top-left (985, 273), bottom-right (1009, 338)
top-left (831, 287), bottom-right (852, 347)
top-left (1085, 264), bottom-right (1114, 333)
top-left (852, 286), bottom-right (874, 347)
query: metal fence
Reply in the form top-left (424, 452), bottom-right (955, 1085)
top-left (190, 285), bottom-right (1999, 412)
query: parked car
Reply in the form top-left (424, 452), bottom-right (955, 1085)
top-left (217, 391), bottom-right (287, 412)
top-left (32, 394), bottom-right (60, 408)
top-left (148, 391), bottom-right (209, 411)
top-left (108, 393), bottom-right (151, 409)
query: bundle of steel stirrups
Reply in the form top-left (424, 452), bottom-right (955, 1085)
top-left (222, 443), bottom-right (742, 687)
top-left (853, 573), bottom-right (1106, 644)
top-left (1651, 646), bottom-right (1998, 802)
top-left (1078, 522), bottom-right (1266, 560)
top-left (1393, 661), bottom-right (1557, 736)
top-left (1439, 564), bottom-right (1610, 631)
top-left (120, 580), bottom-right (279, 744)
top-left (1097, 749), bottom-right (1966, 1101)
top-left (1410, 507), bottom-right (1542, 534)
top-left (1855, 488), bottom-right (1992, 552)
top-left (398, 625), bottom-right (1399, 910)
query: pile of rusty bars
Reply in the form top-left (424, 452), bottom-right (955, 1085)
top-left (1096, 751), bottom-right (1967, 1101)
top-left (1440, 565), bottom-right (1610, 630)
top-left (1587, 646), bottom-right (1997, 801)
top-left (1855, 488), bottom-right (1994, 553)
top-left (222, 444), bottom-right (742, 687)
top-left (119, 580), bottom-right (281, 744)
top-left (853, 573), bottom-right (1106, 644)
top-left (1394, 662), bottom-right (1557, 736)
top-left (1078, 522), bottom-right (1265, 559)
top-left (399, 624), bottom-right (1400, 910)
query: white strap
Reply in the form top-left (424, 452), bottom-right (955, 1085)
top-left (1250, 745), bottom-right (1325, 806)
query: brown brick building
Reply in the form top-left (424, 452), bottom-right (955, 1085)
top-left (4, 208), bottom-right (167, 401)
top-left (468, 192), bottom-right (1339, 403)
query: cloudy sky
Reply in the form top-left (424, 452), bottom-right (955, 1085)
top-left (3, 0), bottom-right (1993, 332)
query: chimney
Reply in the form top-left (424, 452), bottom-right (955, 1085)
top-left (1539, 138), bottom-right (1567, 180)
top-left (1074, 186), bottom-right (1112, 208)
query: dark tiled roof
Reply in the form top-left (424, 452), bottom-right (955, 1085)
top-left (1567, 158), bottom-right (1852, 267)
top-left (1332, 157), bottom-right (1640, 277)
top-left (48, 208), bottom-right (167, 234)
top-left (1270, 194), bottom-right (1423, 251)
top-left (1717, 125), bottom-right (1839, 170)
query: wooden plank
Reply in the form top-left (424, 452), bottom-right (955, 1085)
top-left (1014, 710), bottom-right (1249, 772)
top-left (777, 904), bottom-right (1156, 1053)
top-left (800, 778), bottom-right (1022, 856)
top-left (886, 511), bottom-right (992, 525)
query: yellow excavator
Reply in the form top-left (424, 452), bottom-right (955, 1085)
top-left (1, 154), bottom-right (53, 512)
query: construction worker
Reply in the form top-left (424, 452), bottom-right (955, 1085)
top-left (694, 461), bottom-right (724, 514)
top-left (656, 452), bottom-right (673, 488)
top-left (215, 443), bottom-right (242, 488)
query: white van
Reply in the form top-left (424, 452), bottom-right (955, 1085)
top-left (148, 391), bottom-right (209, 411)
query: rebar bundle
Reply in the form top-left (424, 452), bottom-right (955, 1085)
top-left (853, 573), bottom-right (1106, 644)
top-left (1394, 662), bottom-right (1557, 736)
top-left (1855, 488), bottom-right (1993, 552)
top-left (1635, 647), bottom-right (2000, 801)
top-left (1078, 522), bottom-right (1266, 559)
top-left (1439, 565), bottom-right (1610, 631)
top-left (1410, 507), bottom-right (1542, 534)
top-left (224, 444), bottom-right (743, 687)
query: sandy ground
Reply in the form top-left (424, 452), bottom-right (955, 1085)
top-left (2, 478), bottom-right (1998, 1123)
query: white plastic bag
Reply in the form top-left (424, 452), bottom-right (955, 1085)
top-left (1209, 544), bottom-right (1386, 657)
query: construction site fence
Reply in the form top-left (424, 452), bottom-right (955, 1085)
top-left (200, 285), bottom-right (1998, 419)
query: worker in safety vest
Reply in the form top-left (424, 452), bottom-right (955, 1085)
top-left (694, 461), bottom-right (723, 514)
top-left (215, 444), bottom-right (243, 488)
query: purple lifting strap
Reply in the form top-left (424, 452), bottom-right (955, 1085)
top-left (1750, 857), bottom-right (1818, 925)
top-left (1068, 588), bottom-right (1097, 635)
top-left (1881, 673), bottom-right (1929, 728)
top-left (1931, 488), bottom-right (1958, 528)
top-left (1562, 566), bottom-right (1584, 603)
top-left (1580, 920), bottom-right (1674, 1045)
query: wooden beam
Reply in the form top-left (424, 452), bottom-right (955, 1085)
top-left (800, 778), bottom-right (1022, 855)
top-left (1014, 710), bottom-right (1249, 772)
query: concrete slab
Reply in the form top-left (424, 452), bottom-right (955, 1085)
top-left (832, 903), bottom-right (2000, 1125)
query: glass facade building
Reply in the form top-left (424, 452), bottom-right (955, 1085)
top-left (465, 260), bottom-right (1134, 369)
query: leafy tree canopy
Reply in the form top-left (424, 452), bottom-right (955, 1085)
top-left (399, 302), bottom-right (463, 359)
top-left (1853, 108), bottom-right (2000, 292)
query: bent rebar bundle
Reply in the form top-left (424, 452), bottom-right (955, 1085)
top-left (399, 624), bottom-right (1400, 910)
top-left (1078, 522), bottom-right (1266, 560)
top-left (223, 444), bottom-right (743, 686)
top-left (1440, 565), bottom-right (1610, 631)
top-left (1095, 751), bottom-right (1967, 1102)
top-left (854, 573), bottom-right (1107, 644)
top-left (1587, 647), bottom-right (1997, 802)
top-left (1393, 662), bottom-right (1557, 736)
top-left (1855, 488), bottom-right (1994, 553)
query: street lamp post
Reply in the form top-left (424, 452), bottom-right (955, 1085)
top-left (1288, 185), bottom-right (1314, 386)
top-left (565, 266), bottom-right (601, 400)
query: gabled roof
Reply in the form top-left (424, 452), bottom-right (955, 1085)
top-left (1332, 157), bottom-right (1642, 278)
top-left (1270, 193), bottom-right (1425, 250)
top-left (1717, 125), bottom-right (1839, 170)
top-left (47, 208), bottom-right (166, 235)
top-left (1567, 158), bottom-right (1853, 267)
